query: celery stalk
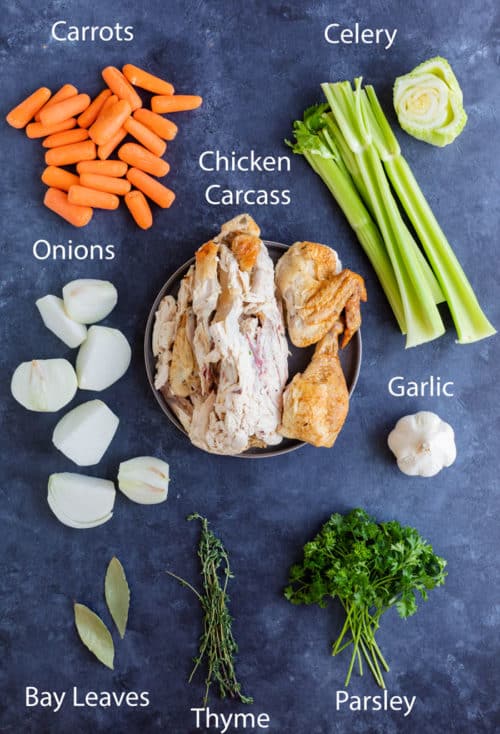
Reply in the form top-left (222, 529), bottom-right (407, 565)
top-left (322, 80), bottom-right (445, 347)
top-left (365, 85), bottom-right (496, 343)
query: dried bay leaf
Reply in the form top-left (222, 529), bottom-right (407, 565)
top-left (105, 556), bottom-right (130, 638)
top-left (74, 602), bottom-right (114, 670)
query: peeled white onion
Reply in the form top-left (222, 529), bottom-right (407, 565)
top-left (62, 279), bottom-right (118, 324)
top-left (11, 359), bottom-right (77, 412)
top-left (76, 326), bottom-right (131, 391)
top-left (52, 400), bottom-right (119, 466)
top-left (48, 473), bottom-right (116, 528)
top-left (36, 295), bottom-right (87, 348)
top-left (118, 456), bottom-right (169, 504)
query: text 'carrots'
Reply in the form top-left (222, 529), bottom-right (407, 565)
top-left (44, 187), bottom-right (93, 227)
top-left (6, 87), bottom-right (51, 129)
top-left (122, 64), bottom-right (174, 96)
top-left (151, 95), bottom-right (202, 114)
top-left (125, 190), bottom-right (153, 229)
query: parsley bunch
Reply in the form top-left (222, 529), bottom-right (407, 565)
top-left (285, 508), bottom-right (447, 688)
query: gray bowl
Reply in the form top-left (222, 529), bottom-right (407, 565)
top-left (144, 241), bottom-right (362, 458)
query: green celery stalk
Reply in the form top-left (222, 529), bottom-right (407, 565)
top-left (365, 85), bottom-right (496, 343)
top-left (322, 80), bottom-right (445, 347)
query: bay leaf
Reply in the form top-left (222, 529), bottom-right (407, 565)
top-left (105, 556), bottom-right (130, 639)
top-left (74, 602), bottom-right (114, 670)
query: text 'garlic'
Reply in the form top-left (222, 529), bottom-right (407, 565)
top-left (118, 456), bottom-right (169, 504)
top-left (76, 325), bottom-right (131, 391)
top-left (11, 359), bottom-right (77, 412)
top-left (36, 295), bottom-right (87, 348)
top-left (48, 473), bottom-right (116, 528)
top-left (63, 279), bottom-right (118, 324)
top-left (52, 400), bottom-right (119, 466)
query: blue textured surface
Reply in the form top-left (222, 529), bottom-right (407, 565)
top-left (1, 1), bottom-right (499, 732)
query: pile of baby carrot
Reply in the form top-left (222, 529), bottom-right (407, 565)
top-left (6, 64), bottom-right (202, 229)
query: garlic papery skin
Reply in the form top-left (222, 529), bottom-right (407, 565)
top-left (36, 295), bottom-right (88, 348)
top-left (11, 359), bottom-right (77, 412)
top-left (76, 325), bottom-right (131, 391)
top-left (48, 473), bottom-right (116, 528)
top-left (118, 456), bottom-right (169, 504)
top-left (52, 400), bottom-right (119, 466)
top-left (388, 411), bottom-right (456, 477)
top-left (62, 279), bottom-right (118, 324)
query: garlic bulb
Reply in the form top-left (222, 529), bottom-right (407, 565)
top-left (118, 456), bottom-right (169, 504)
top-left (52, 400), bottom-right (119, 466)
top-left (48, 473), bottom-right (116, 528)
top-left (76, 325), bottom-right (131, 391)
top-left (36, 295), bottom-right (87, 348)
top-left (11, 359), bottom-right (77, 412)
top-left (388, 411), bottom-right (456, 477)
top-left (62, 279), bottom-right (118, 324)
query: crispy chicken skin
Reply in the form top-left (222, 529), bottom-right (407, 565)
top-left (276, 241), bottom-right (366, 348)
top-left (279, 322), bottom-right (349, 448)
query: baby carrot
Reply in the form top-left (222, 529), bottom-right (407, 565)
top-left (125, 190), bottom-right (153, 230)
top-left (102, 66), bottom-right (142, 111)
top-left (41, 166), bottom-right (80, 192)
top-left (122, 64), bottom-right (174, 95)
top-left (124, 117), bottom-right (166, 157)
top-left (80, 173), bottom-right (131, 196)
top-left (151, 95), bottom-right (202, 114)
top-left (42, 128), bottom-right (89, 148)
top-left (89, 99), bottom-right (131, 146)
top-left (132, 108), bottom-right (177, 140)
top-left (97, 128), bottom-right (127, 160)
top-left (6, 87), bottom-right (51, 129)
top-left (35, 84), bottom-right (78, 121)
top-left (118, 143), bottom-right (169, 177)
top-left (77, 160), bottom-right (127, 177)
top-left (77, 88), bottom-right (112, 128)
top-left (68, 185), bottom-right (119, 210)
top-left (126, 168), bottom-right (175, 208)
top-left (44, 187), bottom-right (93, 227)
top-left (39, 94), bottom-right (91, 126)
top-left (26, 118), bottom-right (77, 139)
top-left (45, 140), bottom-right (96, 166)
top-left (100, 94), bottom-right (118, 115)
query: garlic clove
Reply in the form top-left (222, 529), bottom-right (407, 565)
top-left (48, 473), bottom-right (115, 528)
top-left (11, 359), bottom-right (77, 412)
top-left (117, 456), bottom-right (169, 504)
top-left (76, 325), bottom-right (131, 391)
top-left (52, 400), bottom-right (119, 466)
top-left (36, 294), bottom-right (87, 348)
top-left (62, 279), bottom-right (118, 324)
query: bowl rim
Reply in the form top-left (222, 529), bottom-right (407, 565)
top-left (144, 240), bottom-right (362, 459)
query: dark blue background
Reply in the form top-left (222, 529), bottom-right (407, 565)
top-left (1, 1), bottom-right (499, 732)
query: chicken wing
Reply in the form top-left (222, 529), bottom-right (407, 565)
top-left (279, 322), bottom-right (348, 448)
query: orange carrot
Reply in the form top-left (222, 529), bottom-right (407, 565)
top-left (68, 185), bottom-right (119, 210)
top-left (6, 87), bottom-right (51, 129)
top-left (122, 64), bottom-right (174, 95)
top-left (39, 94), bottom-right (91, 126)
top-left (102, 66), bottom-right (142, 111)
top-left (44, 187), bottom-right (93, 227)
top-left (35, 84), bottom-right (78, 121)
top-left (118, 143), bottom-right (169, 177)
top-left (133, 108), bottom-right (178, 140)
top-left (151, 95), bottom-right (202, 114)
top-left (97, 128), bottom-right (127, 160)
top-left (99, 94), bottom-right (119, 115)
top-left (42, 128), bottom-right (89, 148)
top-left (89, 99), bottom-right (131, 146)
top-left (45, 140), bottom-right (96, 166)
top-left (80, 173), bottom-right (131, 196)
top-left (26, 118), bottom-right (77, 139)
top-left (123, 117), bottom-right (166, 157)
top-left (125, 190), bottom-right (153, 229)
top-left (77, 89), bottom-right (112, 128)
top-left (77, 160), bottom-right (127, 177)
top-left (41, 166), bottom-right (80, 192)
top-left (126, 168), bottom-right (175, 208)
